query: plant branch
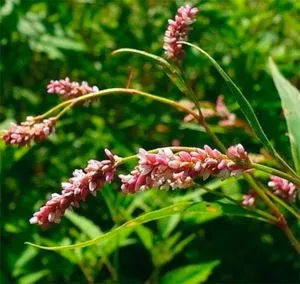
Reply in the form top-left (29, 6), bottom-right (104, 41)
top-left (252, 163), bottom-right (300, 187)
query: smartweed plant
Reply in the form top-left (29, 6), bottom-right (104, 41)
top-left (3, 4), bottom-right (300, 254)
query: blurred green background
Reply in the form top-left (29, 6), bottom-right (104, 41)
top-left (1, 0), bottom-right (299, 283)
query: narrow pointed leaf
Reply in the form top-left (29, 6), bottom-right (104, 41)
top-left (26, 201), bottom-right (270, 251)
top-left (269, 58), bottom-right (300, 174)
top-left (181, 41), bottom-right (295, 174)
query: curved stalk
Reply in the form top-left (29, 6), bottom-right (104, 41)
top-left (200, 186), bottom-right (277, 223)
top-left (179, 41), bottom-right (297, 177)
top-left (265, 190), bottom-right (300, 220)
top-left (244, 173), bottom-right (300, 253)
top-left (252, 163), bottom-right (300, 187)
top-left (112, 48), bottom-right (226, 152)
top-left (36, 88), bottom-right (201, 122)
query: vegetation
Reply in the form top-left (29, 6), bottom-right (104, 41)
top-left (1, 1), bottom-right (299, 283)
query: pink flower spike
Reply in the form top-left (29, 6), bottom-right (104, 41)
top-left (268, 176), bottom-right (297, 203)
top-left (2, 117), bottom-right (56, 146)
top-left (47, 77), bottom-right (99, 101)
top-left (163, 5), bottom-right (199, 60)
top-left (30, 150), bottom-right (119, 226)
top-left (119, 145), bottom-right (251, 194)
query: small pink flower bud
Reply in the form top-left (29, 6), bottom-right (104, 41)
top-left (268, 176), bottom-right (297, 203)
top-left (227, 144), bottom-right (250, 166)
top-left (241, 191), bottom-right (256, 207)
top-left (163, 5), bottom-right (199, 60)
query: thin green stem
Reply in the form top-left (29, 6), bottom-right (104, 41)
top-left (36, 88), bottom-right (202, 122)
top-left (252, 163), bottom-right (300, 187)
top-left (179, 41), bottom-right (297, 177)
top-left (54, 102), bottom-right (75, 120)
top-left (112, 47), bottom-right (227, 152)
top-left (244, 173), bottom-right (285, 223)
top-left (265, 190), bottom-right (300, 220)
top-left (282, 226), bottom-right (300, 254)
top-left (201, 186), bottom-right (277, 223)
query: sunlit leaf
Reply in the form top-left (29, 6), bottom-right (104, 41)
top-left (18, 269), bottom-right (50, 284)
top-left (161, 260), bottom-right (220, 284)
top-left (269, 58), bottom-right (300, 174)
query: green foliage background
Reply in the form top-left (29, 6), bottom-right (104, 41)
top-left (1, 0), bottom-right (299, 283)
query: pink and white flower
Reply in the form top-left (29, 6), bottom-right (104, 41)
top-left (119, 145), bottom-right (250, 193)
top-left (2, 117), bottom-right (56, 146)
top-left (241, 191), bottom-right (256, 207)
top-left (163, 5), bottom-right (199, 60)
top-left (268, 176), bottom-right (297, 203)
top-left (30, 150), bottom-right (119, 226)
top-left (47, 77), bottom-right (99, 100)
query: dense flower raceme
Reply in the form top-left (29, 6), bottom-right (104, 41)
top-left (30, 150), bottom-right (119, 226)
top-left (47, 77), bottom-right (99, 100)
top-left (268, 176), bottom-right (297, 203)
top-left (163, 5), bottom-right (199, 60)
top-left (2, 116), bottom-right (56, 146)
top-left (119, 144), bottom-right (251, 193)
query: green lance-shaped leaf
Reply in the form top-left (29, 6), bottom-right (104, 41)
top-left (180, 41), bottom-right (295, 174)
top-left (269, 58), bottom-right (300, 174)
top-left (26, 201), bottom-right (270, 251)
top-left (161, 260), bottom-right (220, 284)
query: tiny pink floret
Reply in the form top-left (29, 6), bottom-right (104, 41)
top-left (241, 191), bottom-right (256, 207)
top-left (268, 176), bottom-right (297, 203)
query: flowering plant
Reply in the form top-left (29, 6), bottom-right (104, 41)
top-left (3, 4), bottom-right (300, 257)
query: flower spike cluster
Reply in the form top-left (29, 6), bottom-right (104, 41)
top-left (2, 117), bottom-right (56, 146)
top-left (163, 5), bottom-right (199, 60)
top-left (268, 176), bottom-right (297, 203)
top-left (30, 150), bottom-right (119, 226)
top-left (47, 77), bottom-right (99, 100)
top-left (119, 145), bottom-right (250, 193)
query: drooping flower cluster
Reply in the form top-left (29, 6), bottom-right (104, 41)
top-left (30, 150), bottom-right (119, 226)
top-left (268, 176), bottom-right (297, 203)
top-left (47, 77), bottom-right (99, 100)
top-left (241, 191), bottom-right (256, 207)
top-left (182, 96), bottom-right (238, 127)
top-left (119, 145), bottom-right (250, 193)
top-left (2, 117), bottom-right (56, 146)
top-left (163, 5), bottom-right (199, 60)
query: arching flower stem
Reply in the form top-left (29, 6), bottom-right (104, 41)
top-left (35, 88), bottom-right (202, 122)
top-left (252, 163), bottom-right (300, 187)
